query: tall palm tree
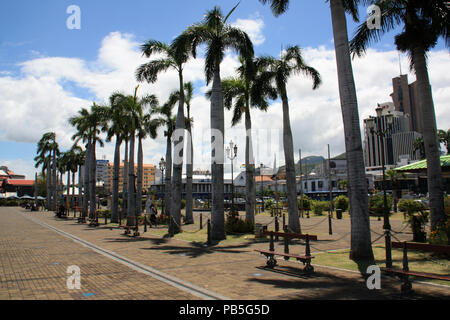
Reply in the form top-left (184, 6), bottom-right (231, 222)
top-left (136, 97), bottom-right (159, 217)
top-left (207, 57), bottom-right (277, 224)
top-left (350, 0), bottom-right (449, 230)
top-left (104, 92), bottom-right (129, 223)
top-left (259, 0), bottom-right (375, 262)
top-left (150, 96), bottom-right (177, 221)
top-left (172, 4), bottom-right (254, 240)
top-left (438, 129), bottom-right (450, 155)
top-left (255, 46), bottom-right (322, 233)
top-left (163, 82), bottom-right (196, 224)
top-left (136, 39), bottom-right (191, 235)
top-left (70, 104), bottom-right (106, 222)
top-left (34, 132), bottom-right (57, 210)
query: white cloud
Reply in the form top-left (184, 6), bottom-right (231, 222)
top-left (0, 31), bottom-right (449, 179)
top-left (231, 16), bottom-right (265, 46)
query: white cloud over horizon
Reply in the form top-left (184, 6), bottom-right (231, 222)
top-left (1, 28), bottom-right (449, 180)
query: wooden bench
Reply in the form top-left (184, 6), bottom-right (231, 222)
top-left (381, 241), bottom-right (450, 295)
top-left (255, 231), bottom-right (317, 274)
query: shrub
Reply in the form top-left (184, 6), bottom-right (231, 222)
top-left (398, 199), bottom-right (425, 216)
top-left (100, 198), bottom-right (108, 207)
top-left (428, 219), bottom-right (450, 245)
top-left (311, 200), bottom-right (330, 216)
top-left (96, 209), bottom-right (110, 218)
top-left (368, 194), bottom-right (393, 217)
top-left (225, 214), bottom-right (254, 234)
top-left (298, 195), bottom-right (312, 211)
top-left (334, 195), bottom-right (349, 212)
top-left (444, 196), bottom-right (450, 216)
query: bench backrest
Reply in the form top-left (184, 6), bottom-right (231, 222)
top-left (263, 231), bottom-right (317, 241)
top-left (392, 241), bottom-right (450, 254)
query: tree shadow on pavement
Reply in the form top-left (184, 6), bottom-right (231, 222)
top-left (140, 242), bottom-right (255, 258)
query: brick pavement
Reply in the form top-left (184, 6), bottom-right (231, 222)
top-left (0, 207), bottom-right (197, 300)
top-left (1, 207), bottom-right (449, 300)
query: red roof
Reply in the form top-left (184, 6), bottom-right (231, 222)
top-left (5, 180), bottom-right (35, 186)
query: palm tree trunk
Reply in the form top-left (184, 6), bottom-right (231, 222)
top-left (72, 171), bottom-right (75, 209)
top-left (244, 105), bottom-right (255, 224)
top-left (78, 165), bottom-right (82, 208)
top-left (170, 73), bottom-right (185, 235)
top-left (210, 66), bottom-right (225, 240)
top-left (127, 132), bottom-right (136, 226)
top-left (83, 144), bottom-right (90, 220)
top-left (185, 119), bottom-right (194, 224)
top-left (52, 149), bottom-right (57, 211)
top-left (111, 135), bottom-right (121, 223)
top-left (330, 0), bottom-right (373, 261)
top-left (280, 87), bottom-right (300, 233)
top-left (89, 140), bottom-right (97, 220)
top-left (164, 136), bottom-right (172, 218)
top-left (66, 170), bottom-right (70, 209)
top-left (46, 162), bottom-right (51, 210)
top-left (122, 139), bottom-right (129, 222)
top-left (137, 136), bottom-right (143, 217)
top-left (412, 46), bottom-right (446, 230)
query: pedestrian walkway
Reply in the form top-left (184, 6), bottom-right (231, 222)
top-left (1, 207), bottom-right (449, 300)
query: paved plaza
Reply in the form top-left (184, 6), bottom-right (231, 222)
top-left (0, 206), bottom-right (449, 300)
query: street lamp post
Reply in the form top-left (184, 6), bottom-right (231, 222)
top-left (226, 141), bottom-right (238, 215)
top-left (260, 163), bottom-right (264, 212)
top-left (159, 157), bottom-right (165, 218)
top-left (367, 107), bottom-right (393, 268)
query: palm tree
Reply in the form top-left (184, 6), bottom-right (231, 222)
top-left (150, 96), bottom-right (177, 221)
top-left (34, 132), bottom-right (57, 210)
top-left (172, 4), bottom-right (254, 240)
top-left (136, 96), bottom-right (159, 217)
top-left (259, 0), bottom-right (375, 262)
top-left (385, 169), bottom-right (407, 212)
top-left (136, 39), bottom-right (191, 235)
top-left (70, 104), bottom-right (106, 222)
top-left (438, 129), bottom-right (450, 155)
top-left (255, 46), bottom-right (321, 233)
top-left (161, 82), bottom-right (196, 225)
top-left (104, 92), bottom-right (129, 223)
top-left (350, 0), bottom-right (449, 231)
top-left (207, 57), bottom-right (276, 224)
top-left (414, 136), bottom-right (426, 159)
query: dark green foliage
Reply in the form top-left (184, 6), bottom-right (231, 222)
top-left (225, 214), bottom-right (254, 234)
top-left (368, 194), bottom-right (393, 217)
top-left (334, 195), bottom-right (349, 212)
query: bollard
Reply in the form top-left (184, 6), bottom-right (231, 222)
top-left (401, 241), bottom-right (412, 295)
top-left (282, 214), bottom-right (286, 230)
top-left (105, 211), bottom-right (108, 225)
top-left (283, 234), bottom-right (289, 260)
top-left (274, 217), bottom-right (279, 241)
top-left (307, 210), bottom-right (310, 219)
top-left (144, 215), bottom-right (147, 233)
top-left (305, 234), bottom-right (311, 257)
top-left (385, 231), bottom-right (393, 268)
top-left (328, 213), bottom-right (333, 235)
top-left (269, 233), bottom-right (274, 252)
top-left (200, 213), bottom-right (203, 230)
top-left (207, 219), bottom-right (212, 245)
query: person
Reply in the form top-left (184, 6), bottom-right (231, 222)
top-left (149, 203), bottom-right (157, 224)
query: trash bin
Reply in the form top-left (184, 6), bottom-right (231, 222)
top-left (254, 224), bottom-right (268, 238)
top-left (336, 209), bottom-right (342, 220)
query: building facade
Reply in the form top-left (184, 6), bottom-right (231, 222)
top-left (106, 162), bottom-right (156, 192)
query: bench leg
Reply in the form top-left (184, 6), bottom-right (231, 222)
top-left (400, 275), bottom-right (413, 296)
top-left (303, 261), bottom-right (314, 274)
top-left (265, 255), bottom-right (277, 269)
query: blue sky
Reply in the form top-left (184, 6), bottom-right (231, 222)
top-left (0, 1), bottom-right (448, 179)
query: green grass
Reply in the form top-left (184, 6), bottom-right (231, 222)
top-left (313, 245), bottom-right (450, 286)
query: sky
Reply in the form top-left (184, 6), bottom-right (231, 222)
top-left (0, 0), bottom-right (449, 180)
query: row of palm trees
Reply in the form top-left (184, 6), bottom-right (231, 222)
top-left (34, 1), bottom-right (447, 263)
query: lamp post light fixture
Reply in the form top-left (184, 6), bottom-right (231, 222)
top-left (367, 106), bottom-right (394, 268)
top-left (226, 141), bottom-right (238, 215)
top-left (159, 157), bottom-right (166, 217)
